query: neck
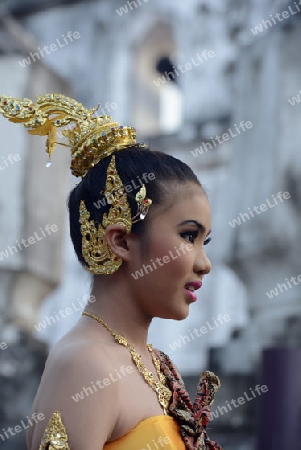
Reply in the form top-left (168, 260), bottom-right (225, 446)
top-left (81, 273), bottom-right (152, 353)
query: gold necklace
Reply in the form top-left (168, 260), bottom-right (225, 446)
top-left (82, 311), bottom-right (172, 414)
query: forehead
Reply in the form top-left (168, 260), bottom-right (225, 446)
top-left (154, 183), bottom-right (211, 233)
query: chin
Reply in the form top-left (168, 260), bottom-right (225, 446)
top-left (158, 308), bottom-right (189, 321)
top-left (173, 310), bottom-right (189, 321)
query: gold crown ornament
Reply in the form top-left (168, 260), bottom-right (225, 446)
top-left (0, 93), bottom-right (153, 275)
top-left (0, 93), bottom-right (144, 177)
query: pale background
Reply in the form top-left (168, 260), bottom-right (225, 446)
top-left (0, 0), bottom-right (301, 449)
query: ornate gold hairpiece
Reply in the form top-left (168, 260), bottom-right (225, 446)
top-left (0, 93), bottom-right (143, 177)
top-left (80, 155), bottom-right (152, 274)
top-left (0, 93), bottom-right (153, 275)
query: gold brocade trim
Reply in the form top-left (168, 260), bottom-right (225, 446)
top-left (39, 411), bottom-right (70, 450)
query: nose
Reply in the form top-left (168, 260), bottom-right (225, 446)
top-left (194, 248), bottom-right (211, 276)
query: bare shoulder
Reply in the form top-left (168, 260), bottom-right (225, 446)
top-left (29, 338), bottom-right (119, 450)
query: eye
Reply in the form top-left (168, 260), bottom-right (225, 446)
top-left (204, 236), bottom-right (212, 246)
top-left (180, 230), bottom-right (198, 243)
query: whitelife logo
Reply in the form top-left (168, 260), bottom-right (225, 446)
top-left (34, 294), bottom-right (96, 332)
top-left (0, 341), bottom-right (8, 351)
top-left (153, 50), bottom-right (215, 87)
top-left (139, 436), bottom-right (171, 450)
top-left (0, 224), bottom-right (58, 261)
top-left (191, 121), bottom-right (253, 157)
top-left (211, 384), bottom-right (268, 421)
top-left (228, 192), bottom-right (291, 228)
top-left (0, 153), bottom-right (21, 171)
top-left (0, 413), bottom-right (45, 443)
top-left (116, 0), bottom-right (150, 16)
top-left (131, 243), bottom-right (193, 280)
top-left (288, 89), bottom-right (301, 106)
top-left (266, 274), bottom-right (301, 299)
top-left (169, 314), bottom-right (231, 351)
top-left (56, 101), bottom-right (118, 140)
top-left (71, 366), bottom-right (133, 402)
top-left (18, 31), bottom-right (80, 68)
top-left (93, 172), bottom-right (155, 210)
top-left (250, 2), bottom-right (301, 35)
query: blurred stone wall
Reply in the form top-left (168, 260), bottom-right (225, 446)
top-left (0, 0), bottom-right (300, 449)
top-left (0, 30), bottom-right (71, 449)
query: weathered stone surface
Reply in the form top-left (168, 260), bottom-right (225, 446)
top-left (0, 53), bottom-right (71, 449)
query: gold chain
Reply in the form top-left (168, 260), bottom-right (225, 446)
top-left (82, 311), bottom-right (172, 414)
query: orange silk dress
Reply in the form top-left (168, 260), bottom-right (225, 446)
top-left (104, 415), bottom-right (186, 449)
top-left (38, 356), bottom-right (221, 450)
top-left (38, 412), bottom-right (187, 450)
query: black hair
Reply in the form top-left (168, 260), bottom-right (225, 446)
top-left (68, 145), bottom-right (202, 269)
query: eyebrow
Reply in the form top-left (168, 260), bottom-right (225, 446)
top-left (177, 220), bottom-right (211, 236)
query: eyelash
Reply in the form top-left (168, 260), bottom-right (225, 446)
top-left (180, 231), bottom-right (212, 245)
top-left (204, 237), bottom-right (212, 246)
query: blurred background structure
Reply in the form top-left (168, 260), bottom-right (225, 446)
top-left (0, 0), bottom-right (300, 449)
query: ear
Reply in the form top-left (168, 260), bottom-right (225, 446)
top-left (105, 224), bottom-right (138, 263)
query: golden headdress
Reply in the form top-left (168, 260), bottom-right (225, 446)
top-left (0, 93), bottom-right (144, 177)
top-left (0, 93), bottom-right (152, 274)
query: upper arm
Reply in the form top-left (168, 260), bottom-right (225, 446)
top-left (30, 342), bottom-right (119, 450)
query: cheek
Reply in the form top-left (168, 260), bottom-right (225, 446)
top-left (147, 235), bottom-right (177, 261)
top-left (147, 237), bottom-right (193, 278)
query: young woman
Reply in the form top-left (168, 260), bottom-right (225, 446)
top-left (0, 93), bottom-right (222, 450)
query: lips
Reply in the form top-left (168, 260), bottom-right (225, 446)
top-left (184, 281), bottom-right (202, 302)
top-left (184, 281), bottom-right (203, 291)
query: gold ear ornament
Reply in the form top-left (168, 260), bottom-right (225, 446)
top-left (79, 155), bottom-right (152, 275)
